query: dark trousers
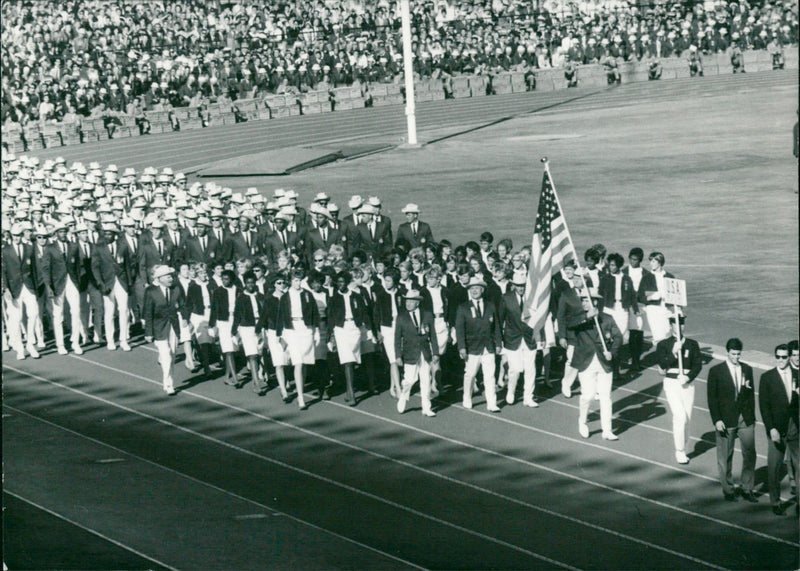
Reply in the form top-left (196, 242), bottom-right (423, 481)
top-left (715, 416), bottom-right (756, 495)
top-left (767, 438), bottom-right (788, 506)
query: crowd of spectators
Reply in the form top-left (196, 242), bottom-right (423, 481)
top-left (2, 0), bottom-right (797, 125)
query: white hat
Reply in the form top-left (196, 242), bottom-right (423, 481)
top-left (367, 196), bottom-right (382, 207)
top-left (152, 265), bottom-right (175, 280)
top-left (403, 289), bottom-right (423, 300)
top-left (401, 203), bottom-right (420, 214)
top-left (467, 275), bottom-right (487, 289)
top-left (348, 195), bottom-right (364, 209)
top-left (312, 192), bottom-right (330, 203)
top-left (309, 203), bottom-right (332, 218)
top-left (10, 223), bottom-right (25, 235)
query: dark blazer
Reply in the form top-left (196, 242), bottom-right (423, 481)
top-left (186, 280), bottom-right (217, 316)
top-left (354, 221), bottom-right (391, 258)
top-left (654, 336), bottom-right (703, 381)
top-left (261, 293), bottom-right (282, 330)
top-left (328, 289), bottom-right (374, 332)
top-left (208, 285), bottom-right (239, 327)
top-left (32, 243), bottom-right (48, 293)
top-left (163, 228), bottom-right (186, 264)
top-left (139, 236), bottom-right (175, 278)
top-left (263, 230), bottom-right (302, 262)
top-left (394, 308), bottom-right (438, 365)
top-left (707, 361), bottom-right (756, 427)
top-left (638, 269), bottom-right (675, 305)
top-left (67, 240), bottom-right (97, 291)
top-left (499, 290), bottom-right (536, 351)
top-left (304, 224), bottom-right (344, 261)
top-left (1, 242), bottom-right (37, 297)
top-left (183, 234), bottom-right (222, 267)
top-left (569, 315), bottom-right (622, 372)
top-left (455, 299), bottom-right (501, 355)
top-left (395, 220), bottom-right (434, 251)
top-left (228, 230), bottom-right (261, 260)
top-left (143, 284), bottom-right (183, 340)
top-left (598, 272), bottom-right (637, 312)
top-left (374, 287), bottom-right (403, 327)
top-left (42, 241), bottom-right (71, 296)
top-left (117, 235), bottom-right (141, 281)
top-left (91, 240), bottom-right (132, 294)
top-left (275, 288), bottom-right (320, 335)
top-left (759, 368), bottom-right (798, 438)
top-left (556, 286), bottom-right (586, 343)
top-left (446, 282), bottom-right (469, 326)
top-left (336, 218), bottom-right (358, 256)
top-left (232, 291), bottom-right (266, 334)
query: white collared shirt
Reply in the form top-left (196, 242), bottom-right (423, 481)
top-left (288, 287), bottom-right (303, 319)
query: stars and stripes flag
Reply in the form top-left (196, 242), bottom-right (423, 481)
top-left (522, 164), bottom-right (574, 332)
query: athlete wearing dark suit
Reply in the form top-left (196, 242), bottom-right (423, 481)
top-left (707, 342), bottom-right (757, 501)
top-left (395, 219), bottom-right (434, 252)
top-left (394, 300), bottom-right (439, 416)
top-left (759, 348), bottom-right (799, 511)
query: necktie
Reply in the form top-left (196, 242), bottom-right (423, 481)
top-left (18, 245), bottom-right (23, 261)
top-left (518, 294), bottom-right (523, 308)
top-left (411, 311), bottom-right (419, 332)
top-left (321, 226), bottom-right (327, 242)
top-left (412, 222), bottom-right (418, 237)
top-left (200, 237), bottom-right (206, 251)
top-left (157, 240), bottom-right (163, 257)
top-left (244, 232), bottom-right (250, 247)
top-left (83, 243), bottom-right (89, 258)
top-left (370, 222), bottom-right (375, 239)
top-left (173, 232), bottom-right (179, 246)
top-left (734, 367), bottom-right (740, 396)
top-left (281, 231), bottom-right (287, 247)
top-left (165, 287), bottom-right (170, 304)
top-left (475, 301), bottom-right (482, 317)
top-left (131, 237), bottom-right (137, 253)
top-left (61, 242), bottom-right (67, 257)
top-left (110, 243), bottom-right (115, 257)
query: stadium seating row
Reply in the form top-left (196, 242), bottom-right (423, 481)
top-left (3, 50), bottom-right (795, 152)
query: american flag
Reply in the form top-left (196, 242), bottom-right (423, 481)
top-left (522, 167), bottom-right (573, 332)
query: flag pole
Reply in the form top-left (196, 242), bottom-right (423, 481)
top-left (540, 157), bottom-right (609, 353)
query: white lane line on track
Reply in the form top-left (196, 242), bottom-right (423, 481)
top-left (3, 365), bottom-right (579, 571)
top-left (3, 489), bottom-right (181, 571)
top-left (15, 355), bottom-right (797, 549)
top-left (2, 405), bottom-right (427, 571)
top-left (3, 376), bottom-right (728, 571)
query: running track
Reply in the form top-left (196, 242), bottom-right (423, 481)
top-left (5, 70), bottom-right (799, 570)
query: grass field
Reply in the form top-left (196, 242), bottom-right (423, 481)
top-left (4, 70), bottom-right (799, 570)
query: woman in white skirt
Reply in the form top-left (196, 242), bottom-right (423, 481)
top-left (277, 267), bottom-right (321, 410)
top-left (208, 269), bottom-right (240, 386)
top-left (263, 273), bottom-right (291, 402)
top-left (640, 251), bottom-right (676, 345)
top-left (374, 268), bottom-right (403, 397)
top-left (186, 262), bottom-right (217, 379)
top-left (175, 261), bottom-right (197, 371)
top-left (232, 271), bottom-right (267, 394)
top-left (328, 270), bottom-right (375, 405)
top-left (307, 269), bottom-right (332, 399)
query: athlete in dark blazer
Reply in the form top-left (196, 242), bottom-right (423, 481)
top-left (707, 338), bottom-right (757, 502)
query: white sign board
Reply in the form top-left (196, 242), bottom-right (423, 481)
top-left (664, 278), bottom-right (687, 306)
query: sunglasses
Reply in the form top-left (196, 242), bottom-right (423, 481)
top-left (776, 355), bottom-right (790, 360)
top-left (314, 258), bottom-right (325, 262)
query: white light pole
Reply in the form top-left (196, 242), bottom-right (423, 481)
top-left (400, 0), bottom-right (418, 146)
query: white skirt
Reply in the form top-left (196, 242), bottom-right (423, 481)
top-left (334, 321), bottom-right (362, 364)
top-left (283, 321), bottom-right (316, 365)
top-left (190, 311), bottom-right (213, 345)
top-left (433, 316), bottom-right (449, 354)
top-left (217, 319), bottom-right (237, 353)
top-left (381, 324), bottom-right (397, 363)
top-left (239, 325), bottom-right (261, 357)
top-left (266, 329), bottom-right (290, 367)
top-left (645, 304), bottom-right (671, 343)
top-left (604, 305), bottom-right (629, 338)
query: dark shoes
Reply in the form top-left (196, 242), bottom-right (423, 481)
top-left (723, 491), bottom-right (738, 502)
top-left (740, 490), bottom-right (758, 503)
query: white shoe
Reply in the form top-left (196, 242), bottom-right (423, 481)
top-left (164, 387), bottom-right (176, 396)
top-left (57, 346), bottom-right (68, 355)
top-left (506, 394), bottom-right (515, 405)
top-left (107, 343), bottom-right (116, 351)
top-left (422, 410), bottom-right (436, 417)
top-left (28, 347), bottom-right (40, 359)
top-left (602, 432), bottom-right (619, 441)
top-left (120, 341), bottom-right (131, 352)
top-left (675, 451), bottom-right (689, 464)
top-left (93, 334), bottom-right (101, 344)
top-left (462, 400), bottom-right (473, 410)
top-left (562, 386), bottom-right (572, 398)
top-left (73, 345), bottom-right (83, 355)
top-left (37, 342), bottom-right (46, 349)
top-left (579, 423), bottom-right (590, 438)
top-left (397, 396), bottom-right (407, 414)
top-left (523, 399), bottom-right (539, 408)
top-left (16, 351), bottom-right (26, 361)
top-left (487, 405), bottom-right (501, 413)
